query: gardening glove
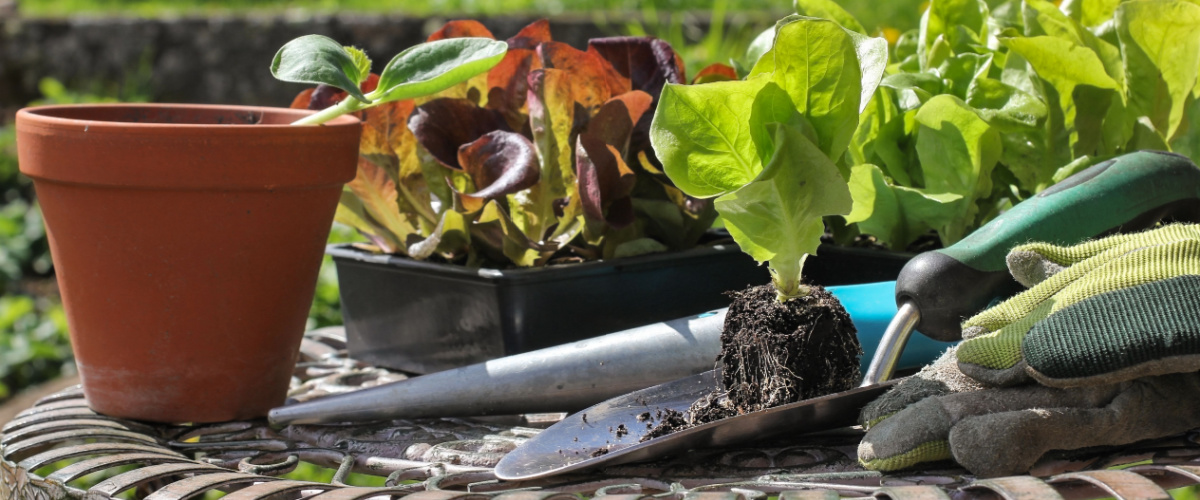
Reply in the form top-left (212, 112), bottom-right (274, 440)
top-left (956, 223), bottom-right (1200, 388)
top-left (858, 224), bottom-right (1200, 477)
top-left (858, 354), bottom-right (1200, 476)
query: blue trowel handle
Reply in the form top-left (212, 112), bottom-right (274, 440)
top-left (828, 281), bottom-right (944, 376)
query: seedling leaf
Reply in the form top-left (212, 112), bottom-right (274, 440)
top-left (577, 131), bottom-right (637, 228)
top-left (845, 164), bottom-right (962, 250)
top-left (1115, 0), bottom-right (1200, 140)
top-left (375, 38), bottom-right (508, 103)
top-left (271, 34), bottom-right (372, 103)
top-left (507, 19), bottom-right (552, 49)
top-left (651, 78), bottom-right (772, 198)
top-left (539, 41), bottom-right (624, 107)
top-left (344, 46), bottom-right (373, 85)
top-left (793, 0), bottom-right (867, 33)
top-left (693, 64), bottom-right (739, 84)
top-left (427, 20), bottom-right (496, 41)
top-left (588, 37), bottom-right (686, 99)
top-left (914, 94), bottom-right (1002, 244)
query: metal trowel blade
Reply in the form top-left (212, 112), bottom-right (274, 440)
top-left (494, 370), bottom-right (898, 481)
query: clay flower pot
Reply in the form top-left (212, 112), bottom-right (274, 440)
top-left (16, 104), bottom-right (361, 423)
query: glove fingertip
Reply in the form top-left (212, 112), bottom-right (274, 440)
top-left (858, 440), bottom-right (952, 472)
top-left (1007, 249), bottom-right (1066, 287)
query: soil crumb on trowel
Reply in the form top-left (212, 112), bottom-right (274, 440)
top-left (641, 283), bottom-right (861, 441)
top-left (640, 408), bottom-right (688, 441)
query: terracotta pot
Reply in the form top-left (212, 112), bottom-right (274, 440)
top-left (16, 104), bottom-right (361, 423)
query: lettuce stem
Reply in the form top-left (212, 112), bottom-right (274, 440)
top-left (291, 96), bottom-right (370, 126)
top-left (770, 255), bottom-right (812, 301)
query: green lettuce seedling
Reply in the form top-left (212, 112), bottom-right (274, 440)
top-left (271, 34), bottom-right (508, 125)
top-left (651, 15), bottom-right (887, 300)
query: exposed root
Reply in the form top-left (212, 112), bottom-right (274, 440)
top-left (644, 283), bottom-right (862, 438)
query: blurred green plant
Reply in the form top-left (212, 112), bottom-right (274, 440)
top-left (0, 198), bottom-right (51, 287)
top-left (281, 462), bottom-right (389, 486)
top-left (1174, 485), bottom-right (1200, 500)
top-left (0, 295), bottom-right (71, 400)
top-left (13, 0), bottom-right (934, 39)
top-left (308, 224), bottom-right (359, 330)
top-left (31, 75), bottom-right (149, 107)
top-left (0, 128), bottom-right (52, 287)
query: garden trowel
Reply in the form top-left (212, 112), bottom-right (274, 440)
top-left (269, 279), bottom-right (944, 425)
top-left (494, 150), bottom-right (1200, 481)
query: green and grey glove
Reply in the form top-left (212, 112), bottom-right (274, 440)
top-left (957, 223), bottom-right (1200, 387)
top-left (859, 224), bottom-right (1200, 477)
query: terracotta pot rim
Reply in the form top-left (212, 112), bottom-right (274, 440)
top-left (16, 103), bottom-right (362, 189)
top-left (17, 103), bottom-right (360, 134)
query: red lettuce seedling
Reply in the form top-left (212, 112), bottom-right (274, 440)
top-left (283, 20), bottom-right (714, 268)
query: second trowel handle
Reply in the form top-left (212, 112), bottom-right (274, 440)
top-left (897, 151), bottom-right (1200, 342)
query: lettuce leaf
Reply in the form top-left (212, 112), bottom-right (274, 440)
top-left (716, 123), bottom-right (853, 298)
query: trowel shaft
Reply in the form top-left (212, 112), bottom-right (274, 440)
top-left (269, 280), bottom-right (942, 426)
top-left (270, 309), bottom-right (727, 425)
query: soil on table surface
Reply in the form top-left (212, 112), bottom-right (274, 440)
top-left (642, 283), bottom-right (862, 440)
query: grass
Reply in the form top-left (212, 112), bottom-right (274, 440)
top-left (1175, 485), bottom-right (1200, 500)
top-left (282, 462), bottom-right (389, 487)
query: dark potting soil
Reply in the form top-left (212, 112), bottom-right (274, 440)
top-left (641, 283), bottom-right (862, 441)
top-left (640, 408), bottom-right (689, 441)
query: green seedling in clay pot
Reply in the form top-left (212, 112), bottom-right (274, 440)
top-left (649, 14), bottom-right (888, 428)
top-left (271, 34), bottom-right (509, 126)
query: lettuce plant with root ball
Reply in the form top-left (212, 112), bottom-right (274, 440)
top-left (652, 14), bottom-right (887, 301)
top-left (648, 14), bottom-right (887, 427)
